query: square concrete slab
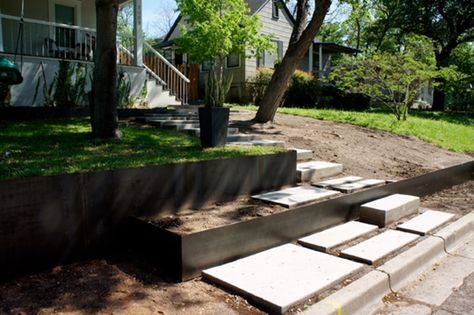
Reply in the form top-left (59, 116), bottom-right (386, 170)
top-left (297, 161), bottom-right (343, 182)
top-left (202, 244), bottom-right (364, 314)
top-left (340, 230), bottom-right (420, 264)
top-left (397, 210), bottom-right (455, 235)
top-left (359, 194), bottom-right (420, 227)
top-left (312, 176), bottom-right (363, 188)
top-left (331, 179), bottom-right (386, 193)
top-left (288, 148), bottom-right (313, 161)
top-left (251, 186), bottom-right (340, 208)
top-left (298, 221), bottom-right (379, 252)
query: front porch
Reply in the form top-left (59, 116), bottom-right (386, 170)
top-left (0, 0), bottom-right (190, 106)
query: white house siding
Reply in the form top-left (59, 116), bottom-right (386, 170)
top-left (244, 0), bottom-right (294, 80)
top-left (6, 55), bottom-right (146, 107)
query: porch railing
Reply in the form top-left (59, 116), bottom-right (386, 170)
top-left (144, 42), bottom-right (190, 105)
top-left (0, 13), bottom-right (97, 61)
top-left (0, 13), bottom-right (190, 104)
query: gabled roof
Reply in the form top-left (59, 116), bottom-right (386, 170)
top-left (313, 42), bottom-right (361, 54)
top-left (162, 0), bottom-right (295, 43)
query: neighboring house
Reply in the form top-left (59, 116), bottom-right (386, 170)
top-left (158, 0), bottom-right (359, 102)
top-left (0, 0), bottom-right (189, 107)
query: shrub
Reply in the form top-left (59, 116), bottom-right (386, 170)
top-left (245, 67), bottom-right (370, 110)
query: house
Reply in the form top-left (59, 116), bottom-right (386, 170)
top-left (158, 0), bottom-right (360, 102)
top-left (0, 0), bottom-right (189, 107)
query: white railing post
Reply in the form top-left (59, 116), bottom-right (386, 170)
top-left (133, 0), bottom-right (143, 67)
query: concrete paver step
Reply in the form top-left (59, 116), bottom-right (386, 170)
top-left (297, 161), bottom-right (343, 182)
top-left (288, 148), bottom-right (313, 161)
top-left (202, 244), bottom-right (364, 314)
top-left (360, 194), bottom-right (420, 227)
top-left (226, 134), bottom-right (260, 142)
top-left (397, 209), bottom-right (455, 235)
top-left (340, 230), bottom-right (420, 265)
top-left (183, 127), bottom-right (240, 135)
top-left (313, 176), bottom-right (363, 188)
top-left (229, 139), bottom-right (286, 147)
top-left (331, 179), bottom-right (386, 193)
top-left (298, 221), bottom-right (379, 252)
top-left (252, 186), bottom-right (340, 208)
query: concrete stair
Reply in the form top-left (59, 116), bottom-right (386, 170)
top-left (359, 194), bottom-right (420, 227)
top-left (397, 209), bottom-right (454, 235)
top-left (297, 161), bottom-right (343, 182)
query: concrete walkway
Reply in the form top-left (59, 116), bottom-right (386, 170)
top-left (371, 234), bottom-right (474, 315)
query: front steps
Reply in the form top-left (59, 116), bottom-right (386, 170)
top-left (203, 191), bottom-right (457, 314)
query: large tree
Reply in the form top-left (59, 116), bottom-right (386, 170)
top-left (255, 0), bottom-right (332, 123)
top-left (93, 0), bottom-right (120, 139)
top-left (378, 0), bottom-right (474, 110)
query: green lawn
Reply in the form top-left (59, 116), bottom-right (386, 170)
top-left (231, 105), bottom-right (474, 152)
top-left (0, 118), bottom-right (284, 181)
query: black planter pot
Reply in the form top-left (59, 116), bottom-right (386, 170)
top-left (198, 107), bottom-right (230, 148)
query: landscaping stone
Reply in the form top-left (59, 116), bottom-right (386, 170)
top-left (359, 194), bottom-right (420, 227)
top-left (202, 244), bottom-right (363, 314)
top-left (226, 134), bottom-right (260, 142)
top-left (298, 221), bottom-right (378, 252)
top-left (229, 140), bottom-right (286, 147)
top-left (297, 161), bottom-right (343, 182)
top-left (340, 230), bottom-right (420, 264)
top-left (288, 148), bottom-right (313, 161)
top-left (331, 179), bottom-right (386, 193)
top-left (252, 186), bottom-right (340, 208)
top-left (185, 127), bottom-right (240, 136)
top-left (313, 176), bottom-right (363, 188)
top-left (397, 210), bottom-right (455, 235)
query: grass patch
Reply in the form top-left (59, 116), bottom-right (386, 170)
top-left (0, 118), bottom-right (284, 181)
top-left (231, 105), bottom-right (474, 152)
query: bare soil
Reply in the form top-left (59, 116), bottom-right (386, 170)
top-left (0, 111), bottom-right (472, 315)
top-left (145, 110), bottom-right (472, 234)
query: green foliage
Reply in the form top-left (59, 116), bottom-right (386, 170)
top-left (245, 67), bottom-right (274, 104)
top-left (230, 104), bottom-right (474, 152)
top-left (176, 0), bottom-right (273, 107)
top-left (205, 71), bottom-right (233, 107)
top-left (117, 70), bottom-right (133, 108)
top-left (445, 43), bottom-right (474, 112)
top-left (330, 50), bottom-right (463, 120)
top-left (33, 61), bottom-right (88, 107)
top-left (0, 119), bottom-right (284, 180)
top-left (246, 67), bottom-right (370, 111)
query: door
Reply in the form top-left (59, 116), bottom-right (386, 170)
top-left (55, 4), bottom-right (75, 48)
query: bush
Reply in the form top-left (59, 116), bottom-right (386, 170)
top-left (245, 67), bottom-right (370, 110)
top-left (245, 67), bottom-right (273, 105)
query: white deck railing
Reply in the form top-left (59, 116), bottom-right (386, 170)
top-left (144, 42), bottom-right (190, 105)
top-left (0, 13), bottom-right (97, 61)
top-left (0, 14), bottom-right (190, 104)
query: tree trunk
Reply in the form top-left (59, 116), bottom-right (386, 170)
top-left (255, 0), bottom-right (332, 123)
top-left (432, 47), bottom-right (453, 111)
top-left (92, 0), bottom-right (120, 139)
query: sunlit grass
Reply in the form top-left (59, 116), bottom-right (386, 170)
top-left (0, 118), bottom-right (284, 180)
top-left (230, 104), bottom-right (474, 152)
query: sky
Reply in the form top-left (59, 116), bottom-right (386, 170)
top-left (140, 0), bottom-right (348, 38)
top-left (142, 0), bottom-right (178, 38)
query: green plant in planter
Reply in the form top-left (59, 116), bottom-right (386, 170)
top-left (176, 0), bottom-right (272, 107)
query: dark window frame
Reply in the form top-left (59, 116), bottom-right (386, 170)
top-left (226, 52), bottom-right (240, 68)
top-left (272, 0), bottom-right (279, 19)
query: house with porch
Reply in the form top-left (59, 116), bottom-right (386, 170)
top-left (158, 0), bottom-right (360, 102)
top-left (0, 0), bottom-right (189, 107)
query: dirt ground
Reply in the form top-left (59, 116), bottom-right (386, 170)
top-left (1, 111), bottom-right (473, 315)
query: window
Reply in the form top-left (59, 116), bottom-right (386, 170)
top-left (257, 40), bottom-right (283, 68)
top-left (202, 60), bottom-right (213, 71)
top-left (227, 52), bottom-right (240, 68)
top-left (272, 0), bottom-right (279, 19)
top-left (55, 4), bottom-right (76, 48)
